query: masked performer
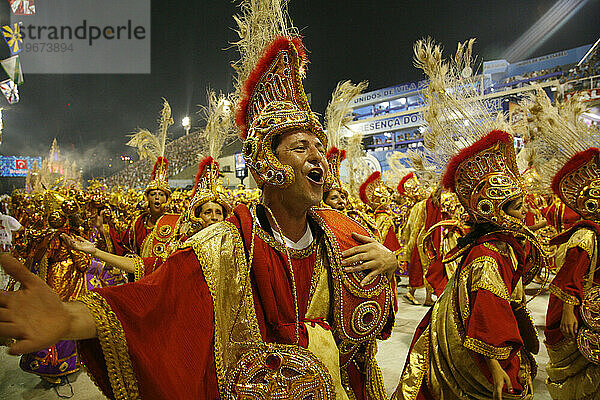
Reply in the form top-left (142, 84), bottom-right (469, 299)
top-left (0, 6), bottom-right (398, 399)
top-left (520, 90), bottom-right (600, 400)
top-left (393, 38), bottom-right (542, 400)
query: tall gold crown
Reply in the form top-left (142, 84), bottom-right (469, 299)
top-left (235, 37), bottom-right (326, 188)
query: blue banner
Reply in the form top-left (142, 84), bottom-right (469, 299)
top-left (0, 156), bottom-right (42, 177)
top-left (351, 80), bottom-right (428, 107)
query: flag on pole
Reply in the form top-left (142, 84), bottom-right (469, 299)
top-left (2, 23), bottom-right (23, 55)
top-left (0, 55), bottom-right (23, 85)
top-left (8, 0), bottom-right (36, 15)
top-left (0, 79), bottom-right (19, 104)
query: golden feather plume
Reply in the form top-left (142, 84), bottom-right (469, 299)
top-left (345, 132), bottom-right (373, 198)
top-left (383, 152), bottom-right (412, 186)
top-left (414, 37), bottom-right (509, 165)
top-left (324, 80), bottom-right (369, 149)
top-left (198, 90), bottom-right (237, 160)
top-left (231, 0), bottom-right (298, 97)
top-left (126, 98), bottom-right (174, 162)
top-left (520, 88), bottom-right (599, 188)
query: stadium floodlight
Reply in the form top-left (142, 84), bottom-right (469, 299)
top-left (182, 116), bottom-right (191, 136)
top-left (502, 0), bottom-right (588, 62)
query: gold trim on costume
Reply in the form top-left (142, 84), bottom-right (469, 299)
top-left (255, 224), bottom-right (317, 258)
top-left (188, 220), bottom-right (262, 398)
top-left (132, 256), bottom-right (145, 282)
top-left (468, 255), bottom-right (511, 302)
top-left (464, 336), bottom-right (512, 360)
top-left (566, 228), bottom-right (596, 260)
top-left (549, 283), bottom-right (580, 305)
top-left (77, 291), bottom-right (140, 400)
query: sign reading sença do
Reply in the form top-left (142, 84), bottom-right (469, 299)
top-left (11, 0), bottom-right (150, 74)
top-left (347, 112), bottom-right (424, 135)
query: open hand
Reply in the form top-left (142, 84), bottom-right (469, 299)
top-left (61, 233), bottom-right (97, 255)
top-left (341, 232), bottom-right (398, 286)
top-left (0, 254), bottom-right (71, 355)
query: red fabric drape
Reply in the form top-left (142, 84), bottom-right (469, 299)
top-left (109, 215), bottom-right (150, 256)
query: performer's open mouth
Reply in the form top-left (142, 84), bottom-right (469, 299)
top-left (306, 167), bottom-right (324, 185)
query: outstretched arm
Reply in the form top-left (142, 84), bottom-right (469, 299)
top-left (61, 234), bottom-right (136, 273)
top-left (0, 254), bottom-right (97, 355)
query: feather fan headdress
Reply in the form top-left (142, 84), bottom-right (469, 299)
top-left (323, 80), bottom-right (368, 195)
top-left (324, 80), bottom-right (369, 150)
top-left (127, 99), bottom-right (173, 162)
top-left (232, 0), bottom-right (325, 188)
top-left (522, 89), bottom-right (600, 219)
top-left (415, 38), bottom-right (512, 163)
top-left (127, 99), bottom-right (174, 195)
top-left (414, 38), bottom-right (524, 231)
top-left (231, 0), bottom-right (298, 98)
top-left (345, 132), bottom-right (373, 198)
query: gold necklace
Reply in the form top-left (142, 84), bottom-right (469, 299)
top-left (144, 214), bottom-right (156, 230)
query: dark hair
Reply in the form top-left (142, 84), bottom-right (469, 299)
top-left (456, 222), bottom-right (499, 248)
top-left (271, 134), bottom-right (283, 156)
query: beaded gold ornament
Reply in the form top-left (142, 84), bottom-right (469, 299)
top-left (236, 37), bottom-right (327, 188)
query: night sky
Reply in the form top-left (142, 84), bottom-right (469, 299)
top-left (0, 0), bottom-right (598, 178)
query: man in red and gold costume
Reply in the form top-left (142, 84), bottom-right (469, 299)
top-left (420, 190), bottom-right (466, 298)
top-left (108, 156), bottom-right (181, 266)
top-left (520, 91), bottom-right (600, 399)
top-left (397, 172), bottom-right (438, 305)
top-left (359, 171), bottom-right (401, 254)
top-left (0, 35), bottom-right (398, 400)
top-left (61, 157), bottom-right (234, 282)
top-left (359, 171), bottom-right (404, 311)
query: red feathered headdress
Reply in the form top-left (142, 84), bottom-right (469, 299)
top-left (235, 36), bottom-right (307, 139)
top-left (191, 156), bottom-right (218, 198)
top-left (326, 147), bottom-right (346, 162)
top-left (359, 171), bottom-right (383, 205)
top-left (188, 156), bottom-right (231, 222)
top-left (234, 36), bottom-right (326, 189)
top-left (324, 147), bottom-right (347, 195)
top-left (151, 157), bottom-right (169, 180)
top-left (145, 156), bottom-right (171, 196)
top-left (442, 130), bottom-right (513, 191)
top-left (441, 130), bottom-right (523, 230)
top-left (551, 147), bottom-right (600, 220)
top-left (397, 172), bottom-right (415, 195)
